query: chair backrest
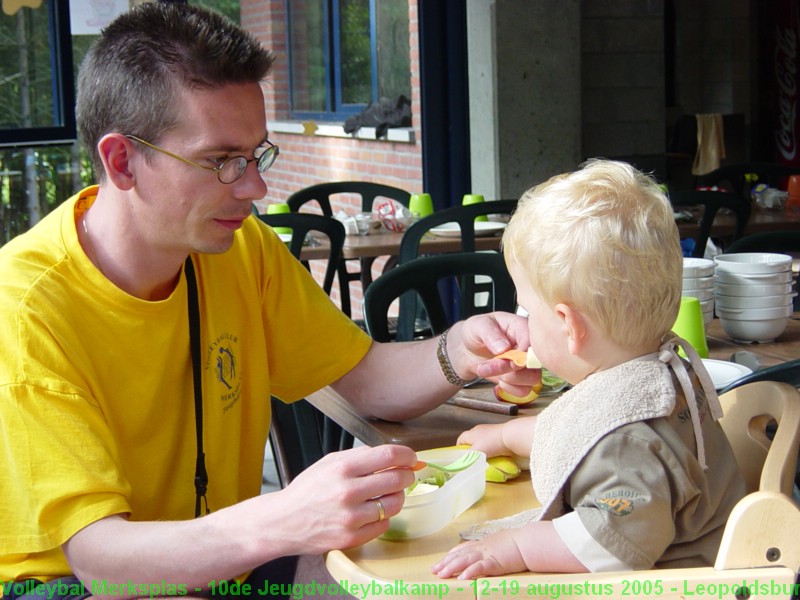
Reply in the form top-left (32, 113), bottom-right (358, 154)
top-left (668, 189), bottom-right (751, 257)
top-left (257, 212), bottom-right (345, 296)
top-left (697, 162), bottom-right (800, 202)
top-left (398, 200), bottom-right (518, 264)
top-left (363, 252), bottom-right (516, 342)
top-left (287, 181), bottom-right (411, 215)
top-left (713, 381), bottom-right (800, 573)
top-left (717, 380), bottom-right (800, 495)
top-left (723, 230), bottom-right (800, 255)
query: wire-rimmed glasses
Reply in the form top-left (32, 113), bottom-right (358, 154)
top-left (125, 135), bottom-right (279, 184)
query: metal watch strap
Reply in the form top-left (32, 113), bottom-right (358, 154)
top-left (436, 328), bottom-right (478, 387)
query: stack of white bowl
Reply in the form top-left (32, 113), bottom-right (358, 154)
top-left (713, 253), bottom-right (796, 343)
top-left (682, 258), bottom-right (715, 326)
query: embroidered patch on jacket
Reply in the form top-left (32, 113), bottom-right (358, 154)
top-left (595, 489), bottom-right (640, 517)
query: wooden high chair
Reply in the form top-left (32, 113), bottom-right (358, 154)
top-left (479, 381), bottom-right (800, 599)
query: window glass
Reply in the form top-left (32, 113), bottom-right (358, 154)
top-left (339, 0), bottom-right (371, 106)
top-left (289, 0), bottom-right (410, 119)
top-left (376, 0), bottom-right (409, 100)
top-left (193, 0), bottom-right (240, 24)
top-left (0, 2), bottom-right (55, 129)
top-left (290, 0), bottom-right (327, 113)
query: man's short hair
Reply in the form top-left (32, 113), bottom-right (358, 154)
top-left (76, 3), bottom-right (274, 178)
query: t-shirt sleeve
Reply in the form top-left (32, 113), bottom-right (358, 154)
top-left (558, 428), bottom-right (678, 570)
top-left (0, 383), bottom-right (131, 554)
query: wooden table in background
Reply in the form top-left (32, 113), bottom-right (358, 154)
top-left (298, 208), bottom-right (800, 262)
top-left (299, 228), bottom-right (504, 261)
top-left (306, 317), bottom-right (800, 451)
top-left (676, 206), bottom-right (800, 241)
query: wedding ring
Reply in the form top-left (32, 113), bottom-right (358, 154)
top-left (375, 498), bottom-right (386, 522)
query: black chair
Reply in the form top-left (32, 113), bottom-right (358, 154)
top-left (255, 212), bottom-right (350, 486)
top-left (363, 252), bottom-right (516, 343)
top-left (257, 212), bottom-right (345, 296)
top-left (398, 200), bottom-right (518, 264)
top-left (287, 181), bottom-right (411, 317)
top-left (724, 230), bottom-right (800, 256)
top-left (696, 163), bottom-right (800, 203)
top-left (668, 189), bottom-right (751, 257)
top-left (391, 201), bottom-right (518, 340)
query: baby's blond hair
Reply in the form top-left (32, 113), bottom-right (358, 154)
top-left (503, 159), bottom-right (683, 349)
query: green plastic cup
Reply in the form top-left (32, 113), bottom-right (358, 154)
top-left (409, 193), bottom-right (434, 219)
top-left (672, 296), bottom-right (709, 358)
top-left (462, 194), bottom-right (488, 222)
top-left (267, 203), bottom-right (291, 235)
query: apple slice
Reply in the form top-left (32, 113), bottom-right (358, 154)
top-left (495, 347), bottom-right (542, 369)
top-left (494, 382), bottom-right (543, 405)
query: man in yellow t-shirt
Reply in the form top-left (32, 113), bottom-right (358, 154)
top-left (0, 4), bottom-right (535, 598)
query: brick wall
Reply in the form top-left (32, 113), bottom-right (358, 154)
top-left (241, 0), bottom-right (423, 319)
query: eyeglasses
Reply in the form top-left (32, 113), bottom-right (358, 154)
top-left (125, 134), bottom-right (279, 184)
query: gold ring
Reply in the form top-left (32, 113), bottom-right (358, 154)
top-left (375, 498), bottom-right (386, 522)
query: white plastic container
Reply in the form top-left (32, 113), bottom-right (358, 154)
top-left (381, 448), bottom-right (486, 540)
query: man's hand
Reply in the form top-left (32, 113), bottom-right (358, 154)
top-left (273, 444), bottom-right (418, 553)
top-left (447, 313), bottom-right (537, 397)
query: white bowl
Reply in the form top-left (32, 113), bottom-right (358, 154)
top-left (682, 276), bottom-right (715, 291)
top-left (714, 253), bottom-right (793, 274)
top-left (714, 293), bottom-right (797, 309)
top-left (683, 289), bottom-right (714, 302)
top-left (719, 316), bottom-right (790, 343)
top-left (714, 269), bottom-right (794, 286)
top-left (683, 258), bottom-right (716, 278)
top-left (715, 281), bottom-right (795, 297)
top-left (715, 304), bottom-right (794, 320)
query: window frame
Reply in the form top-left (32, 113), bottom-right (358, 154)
top-left (0, 0), bottom-right (76, 148)
top-left (287, 0), bottom-right (380, 121)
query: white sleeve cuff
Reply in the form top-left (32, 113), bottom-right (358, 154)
top-left (552, 512), bottom-right (632, 572)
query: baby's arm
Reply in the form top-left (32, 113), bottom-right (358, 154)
top-left (432, 521), bottom-right (587, 579)
top-left (457, 416), bottom-right (537, 458)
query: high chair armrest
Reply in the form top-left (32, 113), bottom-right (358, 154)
top-left (714, 490), bottom-right (800, 572)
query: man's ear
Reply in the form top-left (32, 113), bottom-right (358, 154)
top-left (96, 133), bottom-right (136, 190)
top-left (555, 303), bottom-right (587, 356)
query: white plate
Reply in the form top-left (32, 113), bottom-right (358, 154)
top-left (277, 232), bottom-right (293, 243)
top-left (701, 359), bottom-right (753, 390)
top-left (430, 222), bottom-right (507, 238)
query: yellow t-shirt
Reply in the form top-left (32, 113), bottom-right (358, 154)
top-left (0, 186), bottom-right (372, 582)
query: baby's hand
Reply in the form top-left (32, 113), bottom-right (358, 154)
top-left (431, 531), bottom-right (526, 580)
top-left (457, 424), bottom-right (508, 458)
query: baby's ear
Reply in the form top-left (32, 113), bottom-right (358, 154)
top-left (97, 133), bottom-right (136, 190)
top-left (556, 303), bottom-right (587, 356)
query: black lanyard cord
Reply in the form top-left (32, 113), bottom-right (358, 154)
top-left (185, 257), bottom-right (209, 518)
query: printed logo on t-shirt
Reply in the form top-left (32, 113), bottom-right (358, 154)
top-left (204, 331), bottom-right (241, 414)
top-left (595, 488), bottom-right (639, 517)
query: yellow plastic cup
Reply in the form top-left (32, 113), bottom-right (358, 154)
top-left (409, 193), bottom-right (434, 219)
top-left (672, 296), bottom-right (709, 358)
top-left (266, 203), bottom-right (291, 234)
top-left (462, 194), bottom-right (488, 222)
